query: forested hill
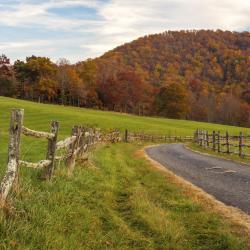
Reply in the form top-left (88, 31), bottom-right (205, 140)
top-left (101, 30), bottom-right (249, 87)
top-left (95, 30), bottom-right (250, 124)
top-left (1, 30), bottom-right (250, 126)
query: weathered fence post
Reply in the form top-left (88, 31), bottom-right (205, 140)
top-left (124, 129), bottom-right (128, 143)
top-left (0, 109), bottom-right (23, 205)
top-left (203, 130), bottom-right (206, 148)
top-left (44, 121), bottom-right (59, 180)
top-left (199, 130), bottom-right (202, 146)
top-left (217, 131), bottom-right (221, 153)
top-left (78, 126), bottom-right (86, 157)
top-left (201, 130), bottom-right (203, 147)
top-left (65, 126), bottom-right (79, 174)
top-left (226, 131), bottom-right (230, 154)
top-left (206, 131), bottom-right (209, 148)
top-left (239, 132), bottom-right (243, 157)
top-left (194, 130), bottom-right (197, 143)
top-left (212, 131), bottom-right (215, 151)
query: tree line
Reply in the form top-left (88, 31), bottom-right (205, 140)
top-left (0, 30), bottom-right (250, 126)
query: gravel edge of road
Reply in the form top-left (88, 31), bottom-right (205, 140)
top-left (139, 145), bottom-right (250, 236)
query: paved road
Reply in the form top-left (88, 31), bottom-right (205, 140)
top-left (146, 144), bottom-right (250, 214)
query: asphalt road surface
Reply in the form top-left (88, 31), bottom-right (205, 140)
top-left (146, 144), bottom-right (250, 214)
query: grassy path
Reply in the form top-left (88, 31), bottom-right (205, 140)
top-left (1, 143), bottom-right (248, 249)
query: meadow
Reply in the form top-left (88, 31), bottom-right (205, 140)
top-left (0, 96), bottom-right (249, 249)
top-left (1, 96), bottom-right (249, 174)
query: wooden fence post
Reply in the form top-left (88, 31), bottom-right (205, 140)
top-left (65, 126), bottom-right (79, 174)
top-left (212, 131), bottom-right (215, 151)
top-left (204, 131), bottom-right (207, 148)
top-left (44, 121), bottom-right (59, 180)
top-left (217, 131), bottom-right (220, 153)
top-left (203, 130), bottom-right (206, 148)
top-left (79, 127), bottom-right (86, 157)
top-left (198, 130), bottom-right (202, 146)
top-left (12, 109), bottom-right (24, 191)
top-left (239, 132), bottom-right (243, 157)
top-left (206, 131), bottom-right (209, 148)
top-left (226, 131), bottom-right (230, 154)
top-left (124, 129), bottom-right (128, 143)
top-left (0, 109), bottom-right (23, 205)
top-left (194, 129), bottom-right (198, 143)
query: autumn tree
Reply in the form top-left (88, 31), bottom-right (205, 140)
top-left (77, 59), bottom-right (100, 108)
top-left (154, 83), bottom-right (189, 118)
top-left (14, 56), bottom-right (57, 101)
top-left (0, 54), bottom-right (15, 96)
top-left (57, 58), bottom-right (71, 105)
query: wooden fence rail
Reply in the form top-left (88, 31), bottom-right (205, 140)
top-left (194, 129), bottom-right (250, 158)
top-left (0, 109), bottom-right (120, 206)
top-left (125, 130), bottom-right (193, 143)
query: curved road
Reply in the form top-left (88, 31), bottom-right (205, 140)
top-left (146, 144), bottom-right (250, 214)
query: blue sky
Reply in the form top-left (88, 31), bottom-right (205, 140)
top-left (0, 0), bottom-right (249, 63)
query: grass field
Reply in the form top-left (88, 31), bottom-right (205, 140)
top-left (0, 96), bottom-right (247, 172)
top-left (0, 96), bottom-right (250, 249)
top-left (1, 96), bottom-right (249, 175)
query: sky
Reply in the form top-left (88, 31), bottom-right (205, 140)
top-left (0, 0), bottom-right (250, 63)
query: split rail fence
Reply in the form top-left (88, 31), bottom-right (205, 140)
top-left (0, 109), bottom-right (120, 206)
top-left (194, 129), bottom-right (250, 158)
top-left (124, 130), bottom-right (193, 143)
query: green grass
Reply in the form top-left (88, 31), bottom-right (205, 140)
top-left (1, 96), bottom-right (250, 174)
top-left (0, 143), bottom-right (249, 249)
top-left (188, 143), bottom-right (250, 165)
top-left (0, 96), bottom-right (250, 249)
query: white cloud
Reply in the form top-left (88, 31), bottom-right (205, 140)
top-left (0, 40), bottom-right (50, 50)
top-left (0, 0), bottom-right (249, 62)
top-left (87, 0), bottom-right (250, 59)
top-left (0, 0), bottom-right (101, 29)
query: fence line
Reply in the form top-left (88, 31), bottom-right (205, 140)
top-left (194, 129), bottom-right (250, 158)
top-left (0, 110), bottom-right (204, 206)
top-left (0, 109), bottom-right (120, 206)
top-left (124, 130), bottom-right (193, 143)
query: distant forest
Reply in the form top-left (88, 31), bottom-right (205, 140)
top-left (0, 30), bottom-right (250, 126)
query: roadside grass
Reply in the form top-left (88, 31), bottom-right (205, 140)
top-left (187, 143), bottom-right (250, 166)
top-left (1, 143), bottom-right (249, 249)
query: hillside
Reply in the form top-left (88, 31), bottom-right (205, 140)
top-left (0, 97), bottom-right (249, 249)
top-left (95, 30), bottom-right (250, 123)
top-left (102, 30), bottom-right (250, 87)
top-left (1, 30), bottom-right (250, 128)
